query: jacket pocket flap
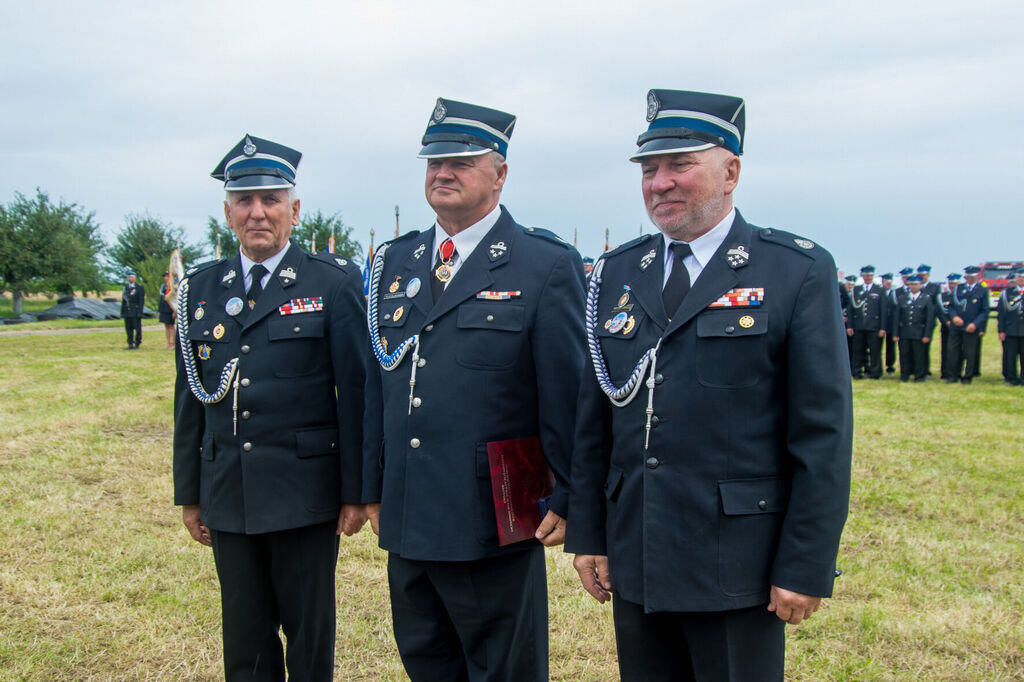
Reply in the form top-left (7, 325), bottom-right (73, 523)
top-left (697, 312), bottom-right (767, 338)
top-left (268, 316), bottom-right (325, 340)
top-left (719, 476), bottom-right (788, 515)
top-left (188, 321), bottom-right (232, 343)
top-left (295, 427), bottom-right (339, 458)
top-left (457, 303), bottom-right (525, 331)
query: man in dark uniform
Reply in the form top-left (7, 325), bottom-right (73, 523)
top-left (881, 273), bottom-right (897, 375)
top-left (363, 98), bottom-right (586, 681)
top-left (842, 274), bottom-right (856, 373)
top-left (847, 265), bottom-right (888, 379)
top-left (893, 274), bottom-right (935, 382)
top-left (997, 268), bottom-right (1024, 385)
top-left (567, 89), bottom-right (852, 681)
top-left (948, 265), bottom-right (989, 384)
top-left (917, 264), bottom-right (941, 375)
top-left (173, 135), bottom-right (368, 681)
top-left (936, 273), bottom-right (961, 380)
top-left (120, 272), bottom-right (145, 349)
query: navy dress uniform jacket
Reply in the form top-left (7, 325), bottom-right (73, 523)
top-left (566, 212), bottom-right (853, 613)
top-left (121, 283), bottom-right (145, 317)
top-left (363, 206), bottom-right (586, 561)
top-left (848, 282), bottom-right (888, 332)
top-left (997, 286), bottom-right (1024, 336)
top-left (955, 282), bottom-right (990, 330)
top-left (173, 240), bottom-right (368, 534)
top-left (896, 293), bottom-right (936, 339)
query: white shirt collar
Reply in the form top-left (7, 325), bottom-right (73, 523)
top-left (662, 207), bottom-right (735, 270)
top-left (239, 241), bottom-right (290, 289)
top-left (432, 203), bottom-right (502, 265)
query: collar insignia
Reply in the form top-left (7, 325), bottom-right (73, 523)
top-left (279, 266), bottom-right (297, 281)
top-left (488, 241), bottom-right (508, 261)
top-left (726, 245), bottom-right (750, 269)
top-left (221, 269), bottom-right (237, 285)
top-left (639, 248), bottom-right (657, 271)
top-left (412, 243), bottom-right (427, 261)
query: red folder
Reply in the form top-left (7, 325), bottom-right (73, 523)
top-left (487, 437), bottom-right (554, 546)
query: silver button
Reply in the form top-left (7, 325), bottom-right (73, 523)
top-left (410, 438), bottom-right (421, 448)
top-left (240, 378), bottom-right (250, 387)
top-left (384, 313), bottom-right (392, 320)
top-left (240, 344), bottom-right (251, 354)
top-left (243, 442), bottom-right (252, 452)
top-left (412, 397), bottom-right (422, 408)
top-left (417, 357), bottom-right (426, 368)
top-left (293, 326), bottom-right (301, 333)
top-left (203, 330), bottom-right (210, 336)
top-left (486, 314), bottom-right (494, 322)
top-left (330, 441), bottom-right (336, 448)
top-left (424, 324), bottom-right (434, 332)
top-left (241, 410), bottom-right (251, 420)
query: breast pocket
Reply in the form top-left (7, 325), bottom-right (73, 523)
top-left (267, 315), bottom-right (327, 377)
top-left (187, 318), bottom-right (233, 373)
top-left (695, 311), bottom-right (769, 388)
top-left (596, 308), bottom-right (649, 383)
top-left (456, 303), bottom-right (525, 370)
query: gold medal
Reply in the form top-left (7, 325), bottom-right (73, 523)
top-left (622, 315), bottom-right (636, 334)
top-left (435, 263), bottom-right (453, 283)
top-left (388, 276), bottom-right (402, 294)
top-left (197, 344), bottom-right (211, 360)
top-left (213, 323), bottom-right (225, 339)
top-left (380, 335), bottom-right (388, 353)
top-left (618, 292), bottom-right (630, 308)
top-left (393, 306), bottom-right (404, 322)
top-left (739, 315), bottom-right (754, 329)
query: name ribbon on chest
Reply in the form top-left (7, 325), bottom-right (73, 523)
top-left (707, 287), bottom-right (764, 308)
top-left (279, 297), bottom-right (324, 315)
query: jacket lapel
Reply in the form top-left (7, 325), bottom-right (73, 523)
top-left (424, 209), bottom-right (519, 325)
top-left (217, 254), bottom-right (246, 328)
top-left (662, 213), bottom-right (750, 337)
top-left (626, 238), bottom-right (668, 330)
top-left (403, 229), bottom-right (435, 320)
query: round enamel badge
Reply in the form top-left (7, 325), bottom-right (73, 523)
top-left (608, 312), bottom-right (628, 334)
top-left (406, 277), bottom-right (421, 298)
top-left (739, 315), bottom-right (755, 329)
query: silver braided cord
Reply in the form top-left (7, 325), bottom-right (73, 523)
top-left (586, 258), bottom-right (658, 407)
top-left (366, 242), bottom-right (419, 372)
top-left (1001, 288), bottom-right (1021, 312)
top-left (175, 277), bottom-right (238, 404)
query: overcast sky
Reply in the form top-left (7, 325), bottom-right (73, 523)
top-left (4, 0), bottom-right (1022, 278)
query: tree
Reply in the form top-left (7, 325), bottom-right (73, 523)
top-left (0, 189), bottom-right (106, 314)
top-left (107, 213), bottom-right (203, 306)
top-left (206, 216), bottom-right (238, 259)
top-left (294, 210), bottom-right (363, 261)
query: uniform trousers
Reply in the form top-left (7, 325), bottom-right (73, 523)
top-left (209, 520), bottom-right (339, 682)
top-left (612, 593), bottom-right (784, 682)
top-left (124, 316), bottom-right (142, 347)
top-left (852, 330), bottom-right (883, 378)
top-left (884, 335), bottom-right (896, 373)
top-left (898, 338), bottom-right (928, 381)
top-left (949, 327), bottom-right (981, 380)
top-left (939, 324), bottom-right (953, 379)
top-left (387, 545), bottom-right (547, 682)
top-left (1002, 335), bottom-right (1024, 384)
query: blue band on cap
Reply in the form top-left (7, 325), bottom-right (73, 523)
top-left (424, 122), bottom-right (507, 156)
top-left (227, 157), bottom-right (296, 181)
top-left (648, 116), bottom-right (741, 154)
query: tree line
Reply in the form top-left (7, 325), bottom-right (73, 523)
top-left (0, 189), bottom-right (364, 315)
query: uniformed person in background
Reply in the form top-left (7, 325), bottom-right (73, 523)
top-left (843, 274), bottom-right (856, 372)
top-left (363, 98), bottom-right (586, 681)
top-left (583, 255), bottom-right (596, 278)
top-left (893, 274), bottom-right (935, 382)
top-left (173, 135), bottom-right (369, 681)
top-left (916, 264), bottom-right (940, 375)
top-left (997, 268), bottom-right (1024, 385)
top-left (936, 272), bottom-right (961, 381)
top-left (881, 272), bottom-right (897, 375)
top-left (847, 265), bottom-right (888, 379)
top-left (120, 271), bottom-right (145, 349)
top-left (567, 89), bottom-right (852, 681)
top-left (948, 265), bottom-right (989, 384)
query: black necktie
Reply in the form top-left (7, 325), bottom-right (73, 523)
top-left (662, 242), bottom-right (692, 318)
top-left (248, 264), bottom-right (268, 309)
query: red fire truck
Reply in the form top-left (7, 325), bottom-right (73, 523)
top-left (980, 261), bottom-right (1024, 308)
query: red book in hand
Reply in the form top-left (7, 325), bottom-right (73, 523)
top-left (487, 437), bottom-right (554, 546)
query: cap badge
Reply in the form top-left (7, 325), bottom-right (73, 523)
top-left (406, 277), bottom-right (422, 298)
top-left (412, 243), bottom-right (427, 261)
top-left (646, 91), bottom-right (660, 122)
top-left (225, 297), bottom-right (244, 316)
top-left (279, 266), bottom-right (296, 281)
top-left (197, 344), bottom-right (212, 361)
top-left (739, 315), bottom-right (755, 329)
top-left (242, 136), bottom-right (257, 157)
top-left (432, 98), bottom-right (447, 123)
top-left (389, 276), bottom-right (403, 294)
top-left (794, 238), bottom-right (815, 250)
top-left (726, 246), bottom-right (750, 269)
top-left (488, 241), bottom-right (508, 261)
top-left (639, 248), bottom-right (657, 271)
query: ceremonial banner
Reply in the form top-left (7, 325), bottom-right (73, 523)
top-left (487, 437), bottom-right (553, 546)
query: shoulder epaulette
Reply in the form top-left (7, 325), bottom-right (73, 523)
top-left (601, 233), bottom-right (657, 260)
top-left (309, 251), bottom-right (359, 275)
top-left (757, 227), bottom-right (822, 259)
top-left (522, 226), bottom-right (572, 248)
top-left (184, 258), bottom-right (225, 277)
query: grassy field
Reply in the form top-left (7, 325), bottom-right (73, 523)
top-left (0, 329), bottom-right (1021, 680)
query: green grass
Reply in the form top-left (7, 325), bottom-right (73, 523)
top-left (0, 330), bottom-right (1021, 680)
